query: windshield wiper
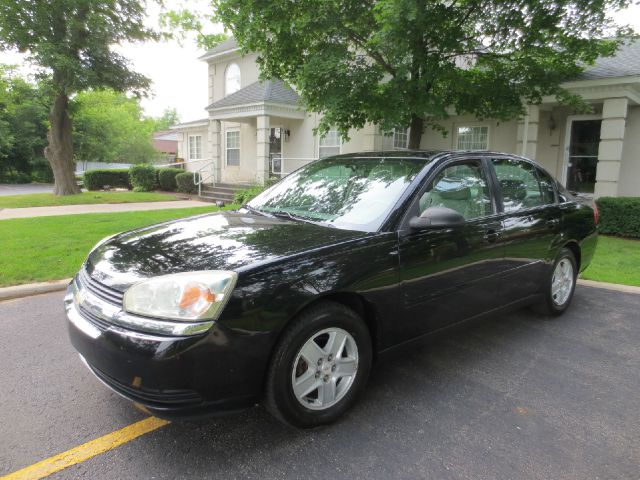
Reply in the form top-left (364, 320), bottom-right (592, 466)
top-left (268, 210), bottom-right (332, 227)
top-left (243, 205), bottom-right (269, 217)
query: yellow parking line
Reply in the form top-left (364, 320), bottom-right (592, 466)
top-left (1, 417), bottom-right (170, 480)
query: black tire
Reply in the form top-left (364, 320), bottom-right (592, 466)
top-left (264, 301), bottom-right (372, 428)
top-left (534, 247), bottom-right (578, 316)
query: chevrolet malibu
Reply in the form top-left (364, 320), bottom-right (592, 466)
top-left (65, 151), bottom-right (597, 428)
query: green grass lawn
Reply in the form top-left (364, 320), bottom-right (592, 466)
top-left (0, 205), bottom-right (235, 287)
top-left (582, 235), bottom-right (640, 287)
top-left (0, 191), bottom-right (180, 209)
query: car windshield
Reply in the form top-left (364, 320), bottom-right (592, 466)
top-left (246, 156), bottom-right (426, 232)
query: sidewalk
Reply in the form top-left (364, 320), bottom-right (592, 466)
top-left (0, 200), bottom-right (213, 220)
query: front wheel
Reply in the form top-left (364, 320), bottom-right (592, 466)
top-left (264, 301), bottom-right (372, 428)
top-left (535, 248), bottom-right (578, 316)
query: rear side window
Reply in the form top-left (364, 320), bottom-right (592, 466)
top-left (492, 158), bottom-right (554, 212)
top-left (535, 167), bottom-right (557, 204)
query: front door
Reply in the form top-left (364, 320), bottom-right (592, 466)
top-left (566, 119), bottom-right (601, 193)
top-left (398, 158), bottom-right (505, 341)
top-left (269, 127), bottom-right (283, 176)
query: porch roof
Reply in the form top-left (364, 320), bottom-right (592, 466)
top-left (206, 79), bottom-right (305, 120)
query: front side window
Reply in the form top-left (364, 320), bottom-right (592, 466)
top-left (418, 162), bottom-right (492, 220)
top-left (188, 135), bottom-right (202, 160)
top-left (492, 157), bottom-right (555, 212)
top-left (226, 130), bottom-right (240, 166)
top-left (393, 128), bottom-right (409, 149)
top-left (247, 156), bottom-right (426, 232)
top-left (225, 63), bottom-right (241, 96)
top-left (318, 131), bottom-right (341, 158)
top-left (457, 126), bottom-right (489, 150)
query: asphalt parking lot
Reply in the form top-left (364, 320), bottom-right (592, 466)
top-left (1, 285), bottom-right (639, 479)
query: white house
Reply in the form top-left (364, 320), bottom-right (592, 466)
top-left (172, 37), bottom-right (640, 198)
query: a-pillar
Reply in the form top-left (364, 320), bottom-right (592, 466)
top-left (516, 105), bottom-right (540, 160)
top-left (208, 120), bottom-right (221, 184)
top-left (256, 115), bottom-right (270, 185)
top-left (594, 98), bottom-right (628, 198)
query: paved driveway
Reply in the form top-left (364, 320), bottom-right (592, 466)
top-left (0, 183), bottom-right (54, 196)
top-left (1, 286), bottom-right (638, 479)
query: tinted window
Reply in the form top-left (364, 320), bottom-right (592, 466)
top-left (419, 162), bottom-right (492, 220)
top-left (492, 158), bottom-right (553, 212)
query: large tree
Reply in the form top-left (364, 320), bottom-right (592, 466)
top-left (214, 0), bottom-right (634, 148)
top-left (0, 0), bottom-right (156, 194)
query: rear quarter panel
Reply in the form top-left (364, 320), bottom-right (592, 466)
top-left (561, 199), bottom-right (598, 272)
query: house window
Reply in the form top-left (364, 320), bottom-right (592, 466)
top-left (188, 135), bottom-right (202, 160)
top-left (226, 130), bottom-right (240, 166)
top-left (393, 128), bottom-right (409, 149)
top-left (225, 63), bottom-right (241, 96)
top-left (319, 130), bottom-right (341, 158)
top-left (456, 126), bottom-right (489, 150)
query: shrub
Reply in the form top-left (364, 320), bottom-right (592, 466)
top-left (129, 164), bottom-right (158, 192)
top-left (83, 169), bottom-right (130, 191)
top-left (596, 197), bottom-right (640, 238)
top-left (157, 168), bottom-right (184, 192)
top-left (234, 185), bottom-right (266, 204)
top-left (176, 172), bottom-right (197, 194)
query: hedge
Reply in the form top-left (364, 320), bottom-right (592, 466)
top-left (596, 197), bottom-right (640, 238)
top-left (176, 172), bottom-right (197, 194)
top-left (83, 169), bottom-right (130, 191)
top-left (157, 168), bottom-right (184, 192)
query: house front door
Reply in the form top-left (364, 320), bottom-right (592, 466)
top-left (566, 119), bottom-right (601, 194)
top-left (269, 127), bottom-right (283, 176)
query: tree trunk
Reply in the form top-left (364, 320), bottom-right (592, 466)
top-left (45, 93), bottom-right (81, 195)
top-left (408, 114), bottom-right (424, 150)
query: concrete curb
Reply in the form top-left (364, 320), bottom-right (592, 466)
top-left (577, 278), bottom-right (640, 295)
top-left (0, 278), bottom-right (71, 302)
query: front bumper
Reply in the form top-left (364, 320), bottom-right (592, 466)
top-left (65, 277), bottom-right (269, 419)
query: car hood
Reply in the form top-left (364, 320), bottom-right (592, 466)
top-left (85, 211), bottom-right (366, 291)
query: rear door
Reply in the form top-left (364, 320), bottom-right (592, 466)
top-left (397, 157), bottom-right (505, 340)
top-left (489, 156), bottom-right (562, 302)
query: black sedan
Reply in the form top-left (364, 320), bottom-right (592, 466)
top-left (65, 150), bottom-right (597, 428)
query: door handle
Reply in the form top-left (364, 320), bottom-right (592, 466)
top-left (483, 229), bottom-right (502, 243)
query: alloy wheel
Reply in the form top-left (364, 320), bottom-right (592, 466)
top-left (291, 327), bottom-right (359, 411)
top-left (551, 258), bottom-right (574, 306)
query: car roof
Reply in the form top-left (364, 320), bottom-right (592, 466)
top-left (328, 150), bottom-right (526, 165)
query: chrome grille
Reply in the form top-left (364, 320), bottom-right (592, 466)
top-left (79, 268), bottom-right (124, 306)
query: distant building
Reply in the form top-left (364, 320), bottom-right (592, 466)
top-left (153, 131), bottom-right (178, 163)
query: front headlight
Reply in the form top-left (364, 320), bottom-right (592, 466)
top-left (123, 271), bottom-right (238, 321)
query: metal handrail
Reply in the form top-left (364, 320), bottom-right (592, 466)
top-left (193, 160), bottom-right (215, 196)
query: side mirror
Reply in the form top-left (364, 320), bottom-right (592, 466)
top-left (409, 206), bottom-right (465, 231)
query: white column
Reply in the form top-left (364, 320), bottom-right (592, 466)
top-left (360, 122), bottom-right (378, 151)
top-left (256, 115), bottom-right (270, 185)
top-left (594, 98), bottom-right (628, 198)
top-left (209, 120), bottom-right (221, 184)
top-left (516, 105), bottom-right (540, 159)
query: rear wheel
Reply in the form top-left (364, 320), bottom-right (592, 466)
top-left (535, 248), bottom-right (578, 316)
top-left (264, 301), bottom-right (372, 428)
